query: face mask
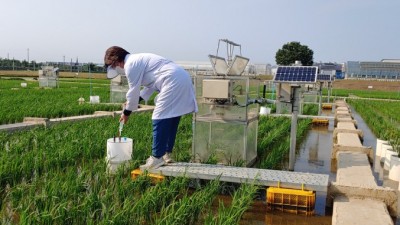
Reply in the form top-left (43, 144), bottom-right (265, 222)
top-left (116, 66), bottom-right (126, 75)
top-left (107, 66), bottom-right (118, 79)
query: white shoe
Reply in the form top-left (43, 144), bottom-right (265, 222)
top-left (140, 156), bottom-right (165, 171)
top-left (163, 152), bottom-right (174, 163)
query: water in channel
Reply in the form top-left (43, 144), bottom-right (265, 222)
top-left (350, 106), bottom-right (400, 225)
top-left (239, 109), bottom-right (335, 225)
top-left (238, 107), bottom-right (399, 224)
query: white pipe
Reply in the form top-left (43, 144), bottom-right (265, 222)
top-left (376, 139), bottom-right (389, 158)
top-left (380, 144), bottom-right (393, 163)
top-left (384, 150), bottom-right (397, 170)
top-left (389, 155), bottom-right (400, 182)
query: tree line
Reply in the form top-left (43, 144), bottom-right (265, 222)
top-left (0, 41), bottom-right (315, 73)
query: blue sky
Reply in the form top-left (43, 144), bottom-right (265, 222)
top-left (0, 0), bottom-right (399, 64)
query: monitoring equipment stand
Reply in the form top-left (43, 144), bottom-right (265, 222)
top-left (273, 66), bottom-right (318, 171)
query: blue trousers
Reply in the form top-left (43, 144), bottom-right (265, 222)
top-left (152, 116), bottom-right (181, 158)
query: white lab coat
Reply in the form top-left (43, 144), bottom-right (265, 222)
top-left (124, 53), bottom-right (198, 120)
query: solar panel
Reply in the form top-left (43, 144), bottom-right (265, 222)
top-left (274, 66), bottom-right (318, 83)
top-left (317, 74), bottom-right (332, 81)
top-left (227, 55), bottom-right (249, 76)
top-left (209, 55), bottom-right (228, 75)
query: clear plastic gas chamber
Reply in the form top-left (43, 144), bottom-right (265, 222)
top-left (192, 75), bottom-right (261, 166)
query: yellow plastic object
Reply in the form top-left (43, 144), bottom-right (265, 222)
top-left (266, 184), bottom-right (315, 215)
top-left (131, 168), bottom-right (165, 183)
top-left (312, 118), bottom-right (329, 126)
top-left (321, 103), bottom-right (333, 110)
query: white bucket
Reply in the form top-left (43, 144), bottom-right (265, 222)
top-left (384, 150), bottom-right (397, 170)
top-left (90, 95), bottom-right (100, 104)
top-left (376, 139), bottom-right (388, 157)
top-left (106, 158), bottom-right (130, 174)
top-left (260, 107), bottom-right (271, 115)
top-left (389, 155), bottom-right (400, 182)
top-left (21, 82), bottom-right (27, 87)
top-left (106, 137), bottom-right (133, 161)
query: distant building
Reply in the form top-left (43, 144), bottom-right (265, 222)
top-left (346, 60), bottom-right (400, 80)
top-left (175, 61), bottom-right (213, 75)
top-left (175, 61), bottom-right (271, 76)
top-left (314, 62), bottom-right (344, 79)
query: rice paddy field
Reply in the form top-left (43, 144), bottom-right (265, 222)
top-left (0, 77), bottom-right (119, 125)
top-left (1, 76), bottom-right (399, 224)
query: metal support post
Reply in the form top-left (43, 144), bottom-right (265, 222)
top-left (327, 82), bottom-right (331, 103)
top-left (289, 86), bottom-right (300, 171)
top-left (318, 82), bottom-right (323, 116)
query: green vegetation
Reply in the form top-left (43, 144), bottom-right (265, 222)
top-left (0, 114), bottom-right (261, 224)
top-left (275, 41), bottom-right (314, 66)
top-left (0, 78), bottom-right (119, 124)
top-left (325, 88), bottom-right (400, 100)
top-left (2, 71), bottom-right (399, 223)
top-left (205, 183), bottom-right (259, 225)
top-left (0, 77), bottom-right (317, 223)
top-left (0, 58), bottom-right (105, 73)
top-left (348, 99), bottom-right (400, 155)
top-left (303, 103), bottom-right (319, 116)
top-left (257, 116), bottom-right (311, 169)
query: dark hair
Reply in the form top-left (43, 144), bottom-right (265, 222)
top-left (104, 46), bottom-right (130, 68)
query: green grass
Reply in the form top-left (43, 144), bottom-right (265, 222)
top-left (324, 88), bottom-right (400, 100)
top-left (0, 79), bottom-right (120, 124)
top-left (0, 109), bottom-right (311, 223)
top-left (348, 99), bottom-right (400, 154)
top-left (0, 77), bottom-right (344, 223)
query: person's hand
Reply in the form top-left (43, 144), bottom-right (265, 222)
top-left (121, 102), bottom-right (127, 110)
top-left (120, 114), bottom-right (129, 124)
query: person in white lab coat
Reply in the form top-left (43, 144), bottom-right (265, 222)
top-left (104, 46), bottom-right (198, 170)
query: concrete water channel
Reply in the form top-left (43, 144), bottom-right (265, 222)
top-left (237, 110), bottom-right (335, 225)
top-left (239, 106), bottom-right (398, 225)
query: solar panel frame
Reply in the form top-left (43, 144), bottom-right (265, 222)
top-left (208, 54), bottom-right (228, 75)
top-left (226, 55), bottom-right (249, 76)
top-left (273, 66), bottom-right (318, 84)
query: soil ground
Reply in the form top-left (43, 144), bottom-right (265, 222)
top-left (332, 80), bottom-right (400, 91)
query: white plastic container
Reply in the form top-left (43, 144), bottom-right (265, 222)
top-left (90, 95), bottom-right (100, 104)
top-left (380, 144), bottom-right (393, 163)
top-left (260, 107), bottom-right (271, 115)
top-left (384, 150), bottom-right (397, 170)
top-left (106, 137), bottom-right (133, 173)
top-left (106, 137), bottom-right (133, 161)
top-left (21, 82), bottom-right (27, 87)
top-left (376, 139), bottom-right (388, 158)
top-left (106, 158), bottom-right (130, 174)
top-left (389, 155), bottom-right (400, 182)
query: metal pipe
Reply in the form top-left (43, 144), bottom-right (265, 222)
top-left (289, 86), bottom-right (300, 171)
top-left (289, 111), bottom-right (298, 171)
top-left (318, 82), bottom-right (323, 116)
top-left (263, 84), bottom-right (266, 98)
top-left (328, 82), bottom-right (331, 103)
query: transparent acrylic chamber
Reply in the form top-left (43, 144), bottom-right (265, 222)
top-left (38, 66), bottom-right (58, 88)
top-left (110, 75), bottom-right (129, 103)
top-left (192, 76), bottom-right (260, 166)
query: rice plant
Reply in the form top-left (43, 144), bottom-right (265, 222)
top-left (205, 183), bottom-right (259, 225)
top-left (154, 179), bottom-right (220, 225)
top-left (348, 99), bottom-right (400, 155)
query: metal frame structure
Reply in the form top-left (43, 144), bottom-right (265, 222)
top-left (273, 66), bottom-right (318, 171)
